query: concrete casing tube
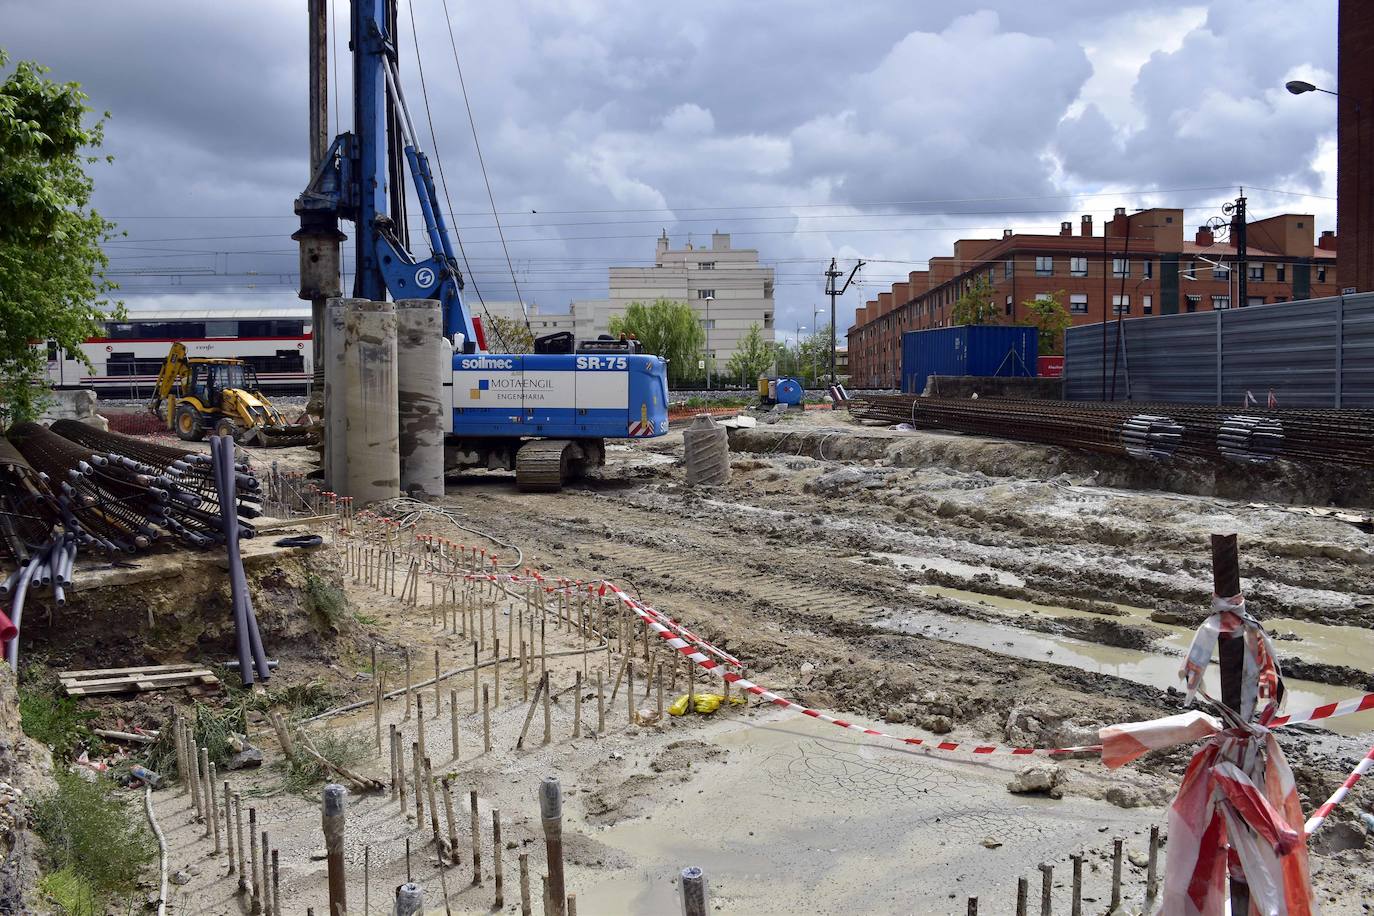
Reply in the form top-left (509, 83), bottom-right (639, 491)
top-left (342, 300), bottom-right (401, 505)
top-left (395, 299), bottom-right (446, 500)
top-left (322, 297), bottom-right (361, 493)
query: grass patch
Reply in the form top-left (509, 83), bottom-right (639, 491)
top-left (305, 572), bottom-right (349, 629)
top-left (31, 770), bottom-right (156, 912)
top-left (281, 728), bottom-right (370, 797)
top-left (143, 702), bottom-right (247, 776)
top-left (19, 686), bottom-right (95, 760)
top-left (354, 612), bottom-right (380, 627)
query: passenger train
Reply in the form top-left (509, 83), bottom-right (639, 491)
top-left (43, 307), bottom-right (312, 398)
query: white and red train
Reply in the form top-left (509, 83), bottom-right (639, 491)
top-left (43, 307), bottom-right (313, 398)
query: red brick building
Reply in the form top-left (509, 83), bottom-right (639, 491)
top-left (846, 208), bottom-right (1339, 388)
top-left (1339, 0), bottom-right (1374, 293)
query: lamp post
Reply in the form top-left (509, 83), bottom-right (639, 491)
top-left (795, 324), bottom-right (806, 379)
top-left (811, 305), bottom-right (822, 386)
top-left (703, 294), bottom-right (714, 389)
top-left (1288, 79), bottom-right (1360, 296)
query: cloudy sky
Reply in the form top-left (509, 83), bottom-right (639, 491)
top-left (1, 0), bottom-right (1339, 342)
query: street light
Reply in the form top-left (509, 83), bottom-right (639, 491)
top-left (811, 304), bottom-right (822, 386)
top-left (795, 324), bottom-right (806, 379)
top-left (703, 294), bottom-right (714, 389)
top-left (1286, 80), bottom-right (1338, 98)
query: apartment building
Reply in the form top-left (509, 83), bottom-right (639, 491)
top-left (847, 208), bottom-right (1339, 388)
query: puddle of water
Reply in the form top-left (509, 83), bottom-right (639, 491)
top-left (883, 607), bottom-right (1374, 736)
top-left (864, 552), bottom-right (1025, 587)
top-left (919, 585), bottom-right (1374, 675)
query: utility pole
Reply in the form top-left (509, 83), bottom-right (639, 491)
top-left (1232, 188), bottom-right (1248, 308)
top-left (824, 258), bottom-right (865, 386)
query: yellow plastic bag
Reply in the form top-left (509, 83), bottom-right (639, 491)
top-left (668, 693), bottom-right (744, 716)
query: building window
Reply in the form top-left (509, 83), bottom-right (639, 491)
top-left (1112, 294), bottom-right (1130, 314)
top-left (1142, 260), bottom-right (1153, 279)
top-left (1143, 295), bottom-right (1153, 315)
top-left (698, 261), bottom-right (715, 270)
top-left (1186, 294), bottom-right (1201, 313)
top-left (1035, 256), bottom-right (1053, 277)
top-left (697, 289), bottom-right (715, 299)
top-left (1002, 295), bottom-right (1012, 316)
top-left (1069, 293), bottom-right (1088, 314)
top-left (700, 319), bottom-right (716, 329)
top-left (1247, 297), bottom-right (1264, 307)
top-left (1212, 265), bottom-right (1228, 280)
top-left (1276, 264), bottom-right (1286, 282)
top-left (1212, 295), bottom-right (1230, 310)
top-left (1248, 265), bottom-right (1264, 281)
top-left (1112, 258), bottom-right (1130, 278)
top-left (1070, 257), bottom-right (1087, 277)
top-left (1317, 266), bottom-right (1328, 282)
top-left (1004, 259), bottom-right (1013, 279)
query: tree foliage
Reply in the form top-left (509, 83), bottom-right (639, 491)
top-left (725, 323), bottom-right (773, 384)
top-left (608, 299), bottom-right (705, 384)
top-left (951, 276), bottom-right (998, 326)
top-left (484, 314), bottom-right (535, 354)
top-left (1021, 290), bottom-right (1071, 356)
top-left (0, 50), bottom-right (120, 424)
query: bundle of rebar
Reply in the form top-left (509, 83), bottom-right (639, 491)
top-left (846, 395), bottom-right (1374, 468)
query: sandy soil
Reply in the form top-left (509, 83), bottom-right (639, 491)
top-left (49, 407), bottom-right (1374, 914)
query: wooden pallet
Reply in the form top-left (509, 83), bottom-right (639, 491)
top-left (59, 664), bottom-right (220, 697)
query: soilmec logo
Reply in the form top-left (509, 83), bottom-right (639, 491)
top-left (459, 356), bottom-right (515, 371)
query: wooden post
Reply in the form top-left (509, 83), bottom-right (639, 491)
top-left (1211, 532), bottom-right (1251, 914)
top-left (966, 898), bottom-right (978, 916)
top-left (424, 758), bottom-right (442, 852)
top-left (494, 638), bottom-right (501, 708)
top-left (1110, 837), bottom-right (1124, 911)
top-left (542, 672), bottom-right (552, 746)
top-left (472, 642), bottom-right (480, 713)
top-left (412, 741), bottom-right (424, 821)
top-left (364, 845), bottom-right (371, 916)
top-left (234, 793), bottom-right (248, 894)
top-left (483, 685), bottom-right (492, 753)
top-left (389, 725), bottom-right (399, 802)
top-left (434, 648), bottom-right (442, 711)
top-left (656, 664), bottom-right (664, 721)
top-left (597, 669), bottom-right (605, 733)
top-left (450, 689), bottom-right (460, 761)
top-left (208, 762), bottom-right (221, 853)
top-left (627, 662), bottom-right (635, 726)
top-left (417, 695), bottom-right (428, 761)
top-left (1070, 853), bottom-right (1083, 916)
top-left (519, 853), bottom-right (531, 916)
top-left (405, 648), bottom-right (413, 721)
top-left (680, 865), bottom-right (708, 916)
top-left (573, 670), bottom-right (583, 739)
top-left (516, 672), bottom-right (547, 750)
top-left (1038, 863), bottom-right (1052, 916)
top-left (540, 777), bottom-right (566, 916)
top-left (249, 807), bottom-right (261, 915)
top-left (271, 848), bottom-right (281, 916)
top-left (374, 672), bottom-right (384, 753)
top-left (441, 778), bottom-right (460, 866)
top-left (469, 789), bottom-right (482, 885)
top-left (493, 809), bottom-right (504, 908)
top-left (323, 784), bottom-right (348, 916)
top-left (1146, 825), bottom-right (1161, 903)
top-left (224, 780), bottom-right (236, 873)
top-left (521, 640), bottom-right (529, 700)
top-left (567, 894), bottom-right (578, 916)
top-left (259, 831), bottom-right (269, 916)
top-left (1015, 876), bottom-right (1028, 916)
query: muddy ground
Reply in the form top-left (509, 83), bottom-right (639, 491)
top-left (30, 406), bottom-right (1374, 914)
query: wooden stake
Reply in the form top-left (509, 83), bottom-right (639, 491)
top-left (573, 670), bottom-right (582, 739)
top-left (596, 669), bottom-right (605, 734)
top-left (1038, 863), bottom-right (1052, 916)
top-left (389, 724), bottom-right (399, 801)
top-left (208, 761), bottom-right (221, 852)
top-left (627, 662), bottom-right (635, 726)
top-left (519, 853), bottom-right (531, 916)
top-left (249, 807), bottom-right (261, 916)
top-left (271, 848), bottom-right (281, 916)
top-left (472, 642), bottom-right (480, 713)
top-left (424, 758), bottom-right (442, 853)
top-left (493, 809), bottom-right (504, 908)
top-left (540, 777), bottom-right (566, 916)
top-left (483, 685), bottom-right (492, 753)
top-left (224, 779), bottom-right (235, 873)
top-left (234, 793), bottom-right (247, 893)
top-left (494, 637), bottom-right (501, 708)
top-left (449, 690), bottom-right (460, 762)
top-left (417, 695), bottom-right (428, 761)
top-left (516, 671), bottom-right (547, 751)
top-left (470, 789), bottom-right (482, 886)
top-left (404, 649), bottom-right (413, 721)
top-left (680, 866), bottom-right (709, 916)
top-left (542, 671), bottom-right (552, 746)
top-left (1070, 853), bottom-right (1083, 916)
top-left (323, 784), bottom-right (347, 916)
top-left (412, 741), bottom-right (424, 822)
top-left (441, 777), bottom-right (460, 866)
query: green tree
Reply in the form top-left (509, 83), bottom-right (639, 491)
top-left (796, 323), bottom-right (834, 386)
top-left (951, 275), bottom-right (998, 326)
top-left (726, 323), bottom-right (773, 385)
top-left (608, 299), bottom-right (705, 384)
top-left (1021, 290), bottom-right (1071, 356)
top-left (484, 314), bottom-right (535, 354)
top-left (0, 50), bottom-right (120, 424)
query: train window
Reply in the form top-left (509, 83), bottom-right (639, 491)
top-left (205, 320), bottom-right (237, 337)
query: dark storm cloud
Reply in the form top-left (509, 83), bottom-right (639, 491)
top-left (0, 0), bottom-right (1337, 333)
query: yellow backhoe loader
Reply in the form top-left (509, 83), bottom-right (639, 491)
top-left (149, 343), bottom-right (318, 447)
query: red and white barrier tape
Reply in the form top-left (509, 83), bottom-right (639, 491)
top-left (1304, 743), bottom-right (1374, 836)
top-left (1269, 691), bottom-right (1374, 729)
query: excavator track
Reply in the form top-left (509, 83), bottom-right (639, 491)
top-left (515, 439), bottom-right (580, 492)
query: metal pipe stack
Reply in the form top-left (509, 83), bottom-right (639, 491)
top-left (847, 395), bottom-right (1374, 468)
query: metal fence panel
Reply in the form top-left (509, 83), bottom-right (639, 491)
top-left (1064, 292), bottom-right (1374, 407)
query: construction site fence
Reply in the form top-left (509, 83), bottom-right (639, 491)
top-left (1064, 291), bottom-right (1374, 407)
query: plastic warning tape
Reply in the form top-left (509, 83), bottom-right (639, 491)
top-left (1268, 691), bottom-right (1374, 729)
top-left (1303, 743), bottom-right (1374, 836)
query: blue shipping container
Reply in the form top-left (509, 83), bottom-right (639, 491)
top-left (901, 325), bottom-right (1038, 394)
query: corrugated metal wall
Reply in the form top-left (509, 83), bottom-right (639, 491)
top-left (1064, 292), bottom-right (1374, 407)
